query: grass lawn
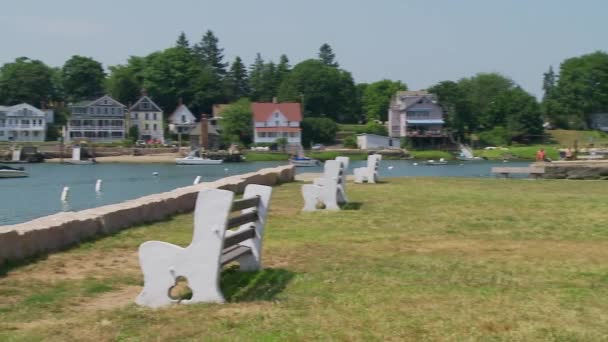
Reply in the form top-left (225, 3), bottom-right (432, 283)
top-left (549, 129), bottom-right (608, 147)
top-left (476, 145), bottom-right (560, 161)
top-left (2, 178), bottom-right (608, 340)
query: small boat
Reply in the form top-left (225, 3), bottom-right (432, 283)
top-left (63, 145), bottom-right (96, 165)
top-left (175, 156), bottom-right (223, 165)
top-left (423, 158), bottom-right (448, 165)
top-left (289, 156), bottom-right (321, 167)
top-left (0, 165), bottom-right (28, 178)
top-left (175, 149), bottom-right (223, 165)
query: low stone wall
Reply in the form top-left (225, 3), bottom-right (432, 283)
top-left (0, 165), bottom-right (295, 265)
top-left (538, 161), bottom-right (608, 180)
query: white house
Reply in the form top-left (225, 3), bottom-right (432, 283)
top-left (388, 90), bottom-right (446, 138)
top-left (68, 95), bottom-right (127, 142)
top-left (0, 103), bottom-right (47, 142)
top-left (129, 91), bottom-right (165, 143)
top-left (356, 133), bottom-right (401, 150)
top-left (168, 100), bottom-right (196, 134)
top-left (251, 101), bottom-right (302, 145)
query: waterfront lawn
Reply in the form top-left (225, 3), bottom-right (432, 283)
top-left (2, 178), bottom-right (608, 340)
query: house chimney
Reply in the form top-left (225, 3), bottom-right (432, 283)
top-left (40, 100), bottom-right (46, 110)
top-left (200, 114), bottom-right (209, 150)
top-left (177, 97), bottom-right (183, 106)
top-left (141, 88), bottom-right (148, 97)
top-left (272, 97), bottom-right (278, 104)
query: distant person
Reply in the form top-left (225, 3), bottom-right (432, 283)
top-left (536, 148), bottom-right (546, 162)
top-left (565, 147), bottom-right (573, 160)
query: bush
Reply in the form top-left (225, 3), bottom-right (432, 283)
top-left (478, 126), bottom-right (511, 146)
top-left (343, 135), bottom-right (357, 148)
top-left (301, 117), bottom-right (338, 147)
top-left (356, 121), bottom-right (388, 136)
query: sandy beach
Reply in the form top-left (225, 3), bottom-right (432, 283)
top-left (45, 153), bottom-right (181, 164)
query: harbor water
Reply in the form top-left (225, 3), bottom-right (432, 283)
top-left (0, 160), bottom-right (530, 226)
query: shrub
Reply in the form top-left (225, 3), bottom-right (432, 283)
top-left (478, 126), bottom-right (511, 146)
top-left (343, 135), bottom-right (357, 148)
top-left (301, 117), bottom-right (338, 147)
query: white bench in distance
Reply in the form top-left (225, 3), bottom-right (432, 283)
top-left (302, 159), bottom-right (346, 211)
top-left (135, 184), bottom-right (272, 308)
top-left (354, 154), bottom-right (382, 183)
top-left (313, 156), bottom-right (349, 204)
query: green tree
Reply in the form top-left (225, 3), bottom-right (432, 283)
top-left (249, 53), bottom-right (265, 101)
top-left (128, 125), bottom-right (140, 143)
top-left (62, 55), bottom-right (106, 101)
top-left (259, 61), bottom-right (277, 102)
top-left (193, 30), bottom-right (227, 77)
top-left (362, 79), bottom-right (407, 121)
top-left (175, 31), bottom-right (190, 50)
top-left (106, 58), bottom-right (145, 105)
top-left (301, 117), bottom-right (338, 147)
top-left (0, 57), bottom-right (55, 105)
top-left (277, 59), bottom-right (358, 122)
top-left (429, 80), bottom-right (474, 137)
top-left (551, 51), bottom-right (608, 128)
top-left (318, 43), bottom-right (339, 67)
top-left (224, 56), bottom-right (249, 101)
top-left (219, 98), bottom-right (253, 145)
top-left (276, 54), bottom-right (291, 87)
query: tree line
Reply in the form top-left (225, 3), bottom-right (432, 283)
top-left (0, 29), bottom-right (606, 145)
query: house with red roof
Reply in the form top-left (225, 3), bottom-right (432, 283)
top-left (251, 101), bottom-right (302, 146)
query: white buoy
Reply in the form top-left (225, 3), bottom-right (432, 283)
top-left (388, 166), bottom-right (394, 170)
top-left (95, 179), bottom-right (102, 192)
top-left (153, 172), bottom-right (159, 176)
top-left (61, 187), bottom-right (70, 201)
top-left (224, 168), bottom-right (229, 173)
top-left (193, 176), bottom-right (201, 185)
top-left (413, 163), bottom-right (419, 166)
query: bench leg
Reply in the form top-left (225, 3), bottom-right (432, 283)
top-left (302, 184), bottom-right (321, 211)
top-left (320, 183), bottom-right (340, 210)
top-left (236, 252), bottom-right (259, 271)
top-left (136, 241), bottom-right (185, 308)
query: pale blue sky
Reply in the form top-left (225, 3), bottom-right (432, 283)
top-left (1, 0), bottom-right (606, 97)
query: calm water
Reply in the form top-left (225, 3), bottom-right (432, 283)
top-left (0, 160), bottom-right (530, 226)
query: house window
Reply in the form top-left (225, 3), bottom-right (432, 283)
top-left (89, 108), bottom-right (94, 114)
top-left (153, 124), bottom-right (157, 131)
top-left (134, 113), bottom-right (138, 120)
top-left (142, 102), bottom-right (149, 109)
top-left (181, 115), bottom-right (186, 123)
top-left (104, 99), bottom-right (109, 105)
top-left (111, 108), bottom-right (115, 114)
top-left (23, 131), bottom-right (29, 136)
top-left (22, 120), bottom-right (30, 125)
top-left (259, 132), bottom-right (266, 138)
top-left (145, 113), bottom-right (149, 120)
top-left (153, 113), bottom-right (157, 120)
top-left (145, 124), bottom-right (149, 130)
top-left (275, 121), bottom-right (279, 126)
top-left (0, 131), bottom-right (4, 136)
top-left (275, 113), bottom-right (279, 118)
top-left (33, 131), bottom-right (39, 137)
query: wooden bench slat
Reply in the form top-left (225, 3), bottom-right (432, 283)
top-left (223, 227), bottom-right (256, 249)
top-left (221, 245), bottom-right (252, 266)
top-left (231, 196), bottom-right (260, 212)
top-left (227, 211), bottom-right (258, 229)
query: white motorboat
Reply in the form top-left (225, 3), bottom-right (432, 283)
top-left (423, 158), bottom-right (448, 165)
top-left (175, 156), bottom-right (223, 165)
top-left (176, 149), bottom-right (224, 165)
top-left (289, 157), bottom-right (321, 167)
top-left (0, 165), bottom-right (28, 178)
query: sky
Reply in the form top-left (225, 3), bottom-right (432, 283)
top-left (0, 0), bottom-right (607, 98)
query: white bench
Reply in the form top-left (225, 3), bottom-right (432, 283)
top-left (135, 184), bottom-right (272, 308)
top-left (302, 159), bottom-right (347, 211)
top-left (354, 154), bottom-right (382, 183)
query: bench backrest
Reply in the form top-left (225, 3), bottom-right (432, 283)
top-left (335, 156), bottom-right (350, 185)
top-left (190, 185), bottom-right (272, 260)
top-left (367, 154), bottom-right (381, 173)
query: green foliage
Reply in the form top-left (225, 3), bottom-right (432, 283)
top-left (549, 51), bottom-right (608, 129)
top-left (62, 55), bottom-right (106, 101)
top-left (301, 117), bottom-right (338, 147)
top-left (0, 57), bottom-right (56, 105)
top-left (318, 43), bottom-right (339, 67)
top-left (128, 125), bottom-right (139, 143)
top-left (220, 98), bottom-right (253, 146)
top-left (175, 32), bottom-right (190, 49)
top-left (275, 137), bottom-right (288, 152)
top-left (359, 121), bottom-right (388, 136)
top-left (362, 79), bottom-right (407, 121)
top-left (193, 30), bottom-right (227, 77)
top-left (343, 135), bottom-right (357, 148)
top-left (478, 126), bottom-right (511, 146)
top-left (46, 125), bottom-right (60, 141)
top-left (278, 59), bottom-right (358, 123)
top-left (224, 56), bottom-right (249, 102)
top-left (430, 73), bottom-right (543, 140)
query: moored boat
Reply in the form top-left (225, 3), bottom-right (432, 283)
top-left (423, 158), bottom-right (448, 165)
top-left (0, 165), bottom-right (28, 178)
top-left (289, 157), bottom-right (321, 167)
top-left (175, 156), bottom-right (223, 165)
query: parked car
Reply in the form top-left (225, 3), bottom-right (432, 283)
top-left (312, 144), bottom-right (325, 151)
top-left (136, 140), bottom-right (146, 146)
